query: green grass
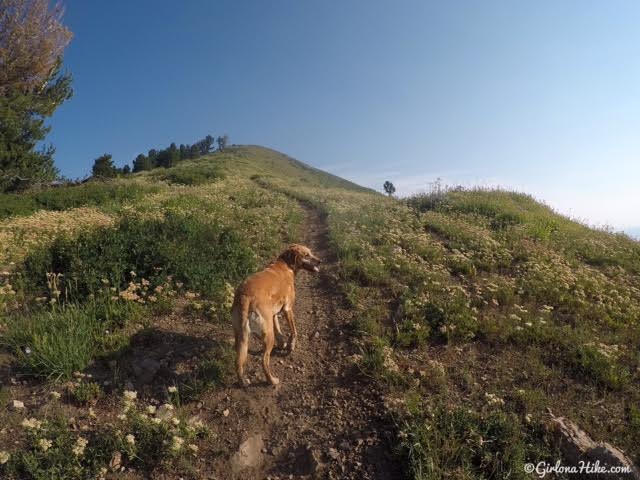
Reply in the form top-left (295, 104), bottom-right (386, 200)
top-left (400, 398), bottom-right (532, 480)
top-left (150, 161), bottom-right (223, 185)
top-left (4, 300), bottom-right (142, 380)
top-left (0, 180), bottom-right (161, 219)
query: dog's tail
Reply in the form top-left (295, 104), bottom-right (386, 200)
top-left (234, 295), bottom-right (251, 383)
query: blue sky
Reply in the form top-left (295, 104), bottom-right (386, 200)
top-left (49, 1), bottom-right (639, 234)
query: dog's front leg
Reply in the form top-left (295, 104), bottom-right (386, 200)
top-left (283, 306), bottom-right (297, 352)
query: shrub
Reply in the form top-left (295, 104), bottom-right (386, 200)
top-left (21, 211), bottom-right (256, 302)
top-left (1, 416), bottom-right (116, 480)
top-left (69, 381), bottom-right (103, 406)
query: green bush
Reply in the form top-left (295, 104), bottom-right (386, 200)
top-left (69, 381), bottom-right (103, 406)
top-left (21, 211), bottom-right (256, 301)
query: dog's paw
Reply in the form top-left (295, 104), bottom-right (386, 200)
top-left (269, 376), bottom-right (280, 386)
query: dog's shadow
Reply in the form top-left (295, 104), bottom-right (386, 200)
top-left (86, 327), bottom-right (233, 398)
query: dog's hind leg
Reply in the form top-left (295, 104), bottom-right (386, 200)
top-left (235, 330), bottom-right (250, 386)
top-left (273, 313), bottom-right (288, 349)
top-left (261, 332), bottom-right (279, 386)
top-left (283, 306), bottom-right (298, 353)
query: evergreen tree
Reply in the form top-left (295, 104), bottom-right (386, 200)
top-left (0, 0), bottom-right (73, 192)
top-left (122, 164), bottom-right (131, 175)
top-left (147, 149), bottom-right (158, 167)
top-left (133, 153), bottom-right (151, 172)
top-left (92, 154), bottom-right (117, 178)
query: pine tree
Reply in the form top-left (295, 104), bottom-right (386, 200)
top-left (0, 0), bottom-right (73, 192)
top-left (92, 154), bottom-right (117, 178)
top-left (133, 153), bottom-right (151, 172)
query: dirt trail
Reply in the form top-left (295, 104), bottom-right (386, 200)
top-left (114, 203), bottom-right (402, 479)
top-left (200, 203), bottom-right (401, 479)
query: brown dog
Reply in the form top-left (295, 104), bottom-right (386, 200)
top-left (232, 244), bottom-right (321, 386)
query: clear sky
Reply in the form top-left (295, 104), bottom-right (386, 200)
top-left (49, 1), bottom-right (640, 234)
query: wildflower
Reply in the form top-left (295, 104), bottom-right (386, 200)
top-left (117, 414), bottom-right (127, 420)
top-left (123, 390), bottom-right (137, 402)
top-left (0, 451), bottom-right (9, 464)
top-left (50, 391), bottom-right (61, 400)
top-left (125, 434), bottom-right (135, 445)
top-left (152, 418), bottom-right (162, 424)
top-left (172, 417), bottom-right (180, 426)
top-left (188, 443), bottom-right (198, 454)
top-left (147, 405), bottom-right (157, 414)
top-left (171, 436), bottom-right (184, 451)
top-left (484, 392), bottom-right (505, 406)
top-left (72, 437), bottom-right (88, 456)
top-left (38, 438), bottom-right (53, 452)
top-left (21, 418), bottom-right (42, 429)
top-left (168, 386), bottom-right (177, 393)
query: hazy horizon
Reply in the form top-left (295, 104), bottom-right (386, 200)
top-left (47, 1), bottom-right (640, 235)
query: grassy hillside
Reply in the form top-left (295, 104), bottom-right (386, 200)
top-left (0, 145), bottom-right (639, 478)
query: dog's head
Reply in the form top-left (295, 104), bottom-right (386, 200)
top-left (279, 244), bottom-right (321, 273)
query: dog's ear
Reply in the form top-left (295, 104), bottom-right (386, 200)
top-left (279, 246), bottom-right (299, 269)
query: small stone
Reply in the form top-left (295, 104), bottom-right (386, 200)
top-left (11, 400), bottom-right (24, 410)
top-left (223, 409), bottom-right (230, 417)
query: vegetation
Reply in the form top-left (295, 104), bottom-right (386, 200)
top-left (0, 0), bottom-right (73, 192)
top-left (383, 180), bottom-right (396, 197)
top-left (256, 163), bottom-right (640, 478)
top-left (1, 145), bottom-right (638, 478)
top-left (131, 134), bottom-right (220, 173)
top-left (91, 154), bottom-right (118, 178)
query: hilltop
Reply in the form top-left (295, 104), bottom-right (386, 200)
top-left (0, 145), bottom-right (639, 479)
